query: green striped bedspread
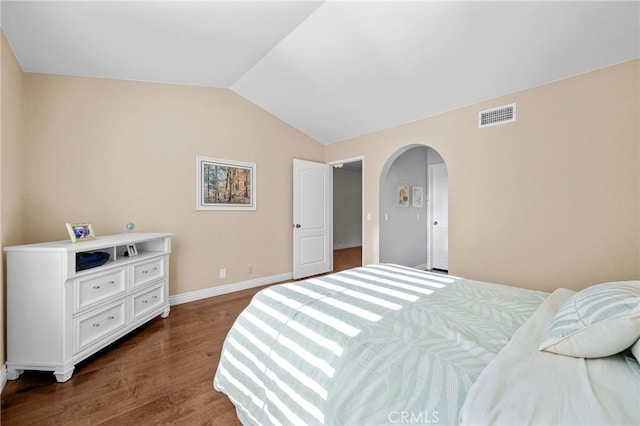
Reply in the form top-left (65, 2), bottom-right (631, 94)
top-left (214, 264), bottom-right (547, 425)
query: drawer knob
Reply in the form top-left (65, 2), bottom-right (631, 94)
top-left (107, 315), bottom-right (115, 320)
top-left (152, 295), bottom-right (158, 299)
top-left (142, 270), bottom-right (148, 274)
top-left (141, 300), bottom-right (148, 304)
top-left (92, 323), bottom-right (100, 328)
top-left (108, 280), bottom-right (115, 285)
top-left (93, 285), bottom-right (100, 290)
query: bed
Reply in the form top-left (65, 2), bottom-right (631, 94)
top-left (213, 264), bottom-right (640, 425)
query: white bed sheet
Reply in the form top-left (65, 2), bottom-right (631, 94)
top-left (460, 288), bottom-right (640, 425)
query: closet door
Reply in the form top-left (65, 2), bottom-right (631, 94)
top-left (430, 163), bottom-right (448, 271)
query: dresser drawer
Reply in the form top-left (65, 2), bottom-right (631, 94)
top-left (132, 258), bottom-right (165, 288)
top-left (75, 301), bottom-right (127, 353)
top-left (75, 268), bottom-right (127, 312)
top-left (132, 282), bottom-right (166, 322)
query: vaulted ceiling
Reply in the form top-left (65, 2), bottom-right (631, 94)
top-left (2, 1), bottom-right (639, 144)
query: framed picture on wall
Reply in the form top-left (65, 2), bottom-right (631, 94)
top-left (196, 156), bottom-right (257, 211)
top-left (65, 223), bottom-right (96, 243)
top-left (412, 186), bottom-right (424, 207)
top-left (397, 184), bottom-right (410, 207)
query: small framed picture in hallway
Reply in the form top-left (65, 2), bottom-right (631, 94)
top-left (397, 184), bottom-right (410, 207)
top-left (412, 186), bottom-right (424, 208)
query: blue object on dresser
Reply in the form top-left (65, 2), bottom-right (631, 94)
top-left (76, 251), bottom-right (110, 271)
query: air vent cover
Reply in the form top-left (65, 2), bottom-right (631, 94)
top-left (479, 103), bottom-right (516, 128)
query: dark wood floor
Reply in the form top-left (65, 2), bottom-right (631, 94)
top-left (333, 245), bottom-right (362, 272)
top-left (1, 247), bottom-right (362, 425)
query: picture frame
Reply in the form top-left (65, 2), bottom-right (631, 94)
top-left (196, 156), bottom-right (256, 211)
top-left (412, 186), bottom-right (424, 208)
top-left (66, 223), bottom-right (96, 243)
top-left (397, 184), bottom-right (410, 207)
top-left (126, 243), bottom-right (138, 257)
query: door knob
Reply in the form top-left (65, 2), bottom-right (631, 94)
top-left (294, 224), bottom-right (301, 228)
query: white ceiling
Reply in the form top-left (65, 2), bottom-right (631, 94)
top-left (2, 1), bottom-right (639, 144)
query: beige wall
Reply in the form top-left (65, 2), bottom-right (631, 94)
top-left (21, 74), bottom-right (324, 296)
top-left (1, 31), bottom-right (24, 373)
top-left (2, 33), bottom-right (639, 371)
top-left (326, 59), bottom-right (640, 292)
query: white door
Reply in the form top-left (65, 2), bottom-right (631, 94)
top-left (293, 159), bottom-right (332, 279)
top-left (430, 163), bottom-right (448, 270)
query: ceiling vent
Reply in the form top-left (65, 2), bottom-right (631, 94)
top-left (478, 103), bottom-right (516, 128)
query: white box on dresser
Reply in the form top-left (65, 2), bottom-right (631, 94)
top-left (4, 232), bottom-right (172, 382)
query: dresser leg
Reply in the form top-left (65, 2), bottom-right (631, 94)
top-left (7, 367), bottom-right (23, 380)
top-left (54, 366), bottom-right (75, 383)
top-left (161, 306), bottom-right (170, 318)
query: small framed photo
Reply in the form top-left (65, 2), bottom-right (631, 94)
top-left (412, 186), bottom-right (424, 208)
top-left (66, 223), bottom-right (96, 243)
top-left (126, 243), bottom-right (138, 257)
top-left (397, 184), bottom-right (410, 207)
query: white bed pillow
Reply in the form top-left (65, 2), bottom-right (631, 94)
top-left (539, 281), bottom-right (640, 358)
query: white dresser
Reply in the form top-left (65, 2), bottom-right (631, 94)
top-left (4, 232), bottom-right (172, 382)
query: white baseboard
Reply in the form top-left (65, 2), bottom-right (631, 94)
top-left (0, 363), bottom-right (7, 394)
top-left (169, 272), bottom-right (293, 306)
top-left (414, 263), bottom-right (429, 271)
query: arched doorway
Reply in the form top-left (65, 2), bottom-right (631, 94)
top-left (379, 145), bottom-right (448, 270)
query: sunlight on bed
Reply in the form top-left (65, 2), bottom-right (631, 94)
top-left (281, 283), bottom-right (383, 322)
top-left (262, 288), bottom-right (361, 337)
top-left (265, 365), bottom-right (326, 423)
top-left (306, 278), bottom-right (403, 310)
top-left (215, 264), bottom-right (464, 425)
top-left (345, 270), bottom-right (439, 294)
top-left (225, 327), bottom-right (330, 399)
top-left (369, 264), bottom-right (457, 284)
top-left (329, 275), bottom-right (421, 301)
top-left (244, 310), bottom-right (336, 377)
top-left (252, 299), bottom-right (344, 356)
top-left (219, 323), bottom-right (330, 423)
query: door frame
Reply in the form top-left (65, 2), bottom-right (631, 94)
top-left (428, 162), bottom-right (448, 271)
top-left (328, 156), bottom-right (365, 267)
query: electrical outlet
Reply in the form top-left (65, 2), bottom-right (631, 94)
top-left (219, 268), bottom-right (226, 279)
top-left (248, 264), bottom-right (253, 274)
